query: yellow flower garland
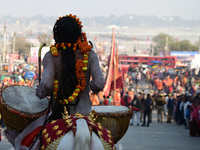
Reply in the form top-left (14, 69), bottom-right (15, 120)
top-left (52, 14), bottom-right (92, 105)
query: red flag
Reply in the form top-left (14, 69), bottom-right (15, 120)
top-left (110, 76), bottom-right (123, 90)
top-left (103, 28), bottom-right (115, 97)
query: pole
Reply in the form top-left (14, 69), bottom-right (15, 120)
top-left (165, 36), bottom-right (168, 56)
top-left (38, 43), bottom-right (46, 84)
top-left (12, 32), bottom-right (16, 54)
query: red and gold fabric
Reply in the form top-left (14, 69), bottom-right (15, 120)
top-left (41, 113), bottom-right (115, 150)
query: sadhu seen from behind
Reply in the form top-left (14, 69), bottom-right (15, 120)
top-left (35, 14), bottom-right (114, 150)
top-left (1, 14), bottom-right (132, 150)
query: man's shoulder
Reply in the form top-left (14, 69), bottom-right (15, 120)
top-left (89, 50), bottom-right (97, 56)
top-left (88, 50), bottom-right (98, 61)
top-left (44, 51), bottom-right (54, 58)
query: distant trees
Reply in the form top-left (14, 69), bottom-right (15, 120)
top-left (152, 33), bottom-right (198, 55)
top-left (170, 40), bottom-right (198, 51)
top-left (152, 33), bottom-right (174, 55)
top-left (9, 33), bottom-right (52, 57)
top-left (10, 36), bottom-right (31, 55)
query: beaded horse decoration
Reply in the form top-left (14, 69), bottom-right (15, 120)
top-left (41, 107), bottom-right (115, 150)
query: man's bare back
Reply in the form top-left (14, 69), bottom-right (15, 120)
top-left (36, 49), bottom-right (105, 116)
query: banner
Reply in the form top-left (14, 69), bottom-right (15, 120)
top-left (30, 47), bottom-right (49, 63)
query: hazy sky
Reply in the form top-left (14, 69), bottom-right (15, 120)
top-left (1, 0), bottom-right (200, 20)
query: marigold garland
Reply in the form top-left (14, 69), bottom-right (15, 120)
top-left (52, 14), bottom-right (92, 105)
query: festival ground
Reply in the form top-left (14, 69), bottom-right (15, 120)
top-left (0, 110), bottom-right (199, 150)
top-left (116, 110), bottom-right (200, 150)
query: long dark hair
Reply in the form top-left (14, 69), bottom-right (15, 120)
top-left (30, 17), bottom-right (82, 149)
top-left (51, 17), bottom-right (81, 119)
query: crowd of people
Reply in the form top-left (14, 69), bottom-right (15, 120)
top-left (90, 65), bottom-right (200, 137)
top-left (0, 63), bottom-right (38, 88)
top-left (1, 61), bottom-right (200, 137)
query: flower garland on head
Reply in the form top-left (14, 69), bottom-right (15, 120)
top-left (51, 14), bottom-right (92, 105)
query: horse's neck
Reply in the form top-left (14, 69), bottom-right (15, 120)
top-left (57, 119), bottom-right (104, 150)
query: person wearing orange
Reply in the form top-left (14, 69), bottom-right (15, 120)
top-left (114, 89), bottom-right (121, 106)
top-left (98, 91), bottom-right (104, 105)
top-left (154, 77), bottom-right (159, 90)
top-left (90, 92), bottom-right (99, 106)
top-left (157, 79), bottom-right (163, 91)
top-left (166, 75), bottom-right (171, 87)
top-left (182, 76), bottom-right (187, 87)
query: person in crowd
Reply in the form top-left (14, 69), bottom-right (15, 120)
top-left (98, 91), bottom-right (104, 105)
top-left (166, 93), bottom-right (174, 123)
top-left (108, 94), bottom-right (113, 105)
top-left (90, 92), bottom-right (100, 106)
top-left (189, 97), bottom-right (200, 136)
top-left (131, 71), bottom-right (136, 84)
top-left (175, 94), bottom-right (182, 125)
top-left (185, 105), bottom-right (191, 129)
top-left (183, 95), bottom-right (191, 127)
top-left (141, 93), bottom-right (152, 127)
top-left (149, 92), bottom-right (155, 122)
top-left (130, 94), bottom-right (141, 126)
top-left (179, 95), bottom-right (187, 126)
top-left (121, 91), bottom-right (131, 107)
top-left (164, 93), bottom-right (168, 116)
top-left (114, 89), bottom-right (121, 106)
top-left (156, 92), bottom-right (167, 123)
top-left (140, 92), bottom-right (145, 123)
top-left (103, 95), bottom-right (109, 105)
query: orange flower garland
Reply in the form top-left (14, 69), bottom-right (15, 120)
top-left (51, 14), bottom-right (92, 105)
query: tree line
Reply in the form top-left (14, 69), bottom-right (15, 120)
top-left (152, 33), bottom-right (199, 55)
top-left (9, 33), bottom-right (199, 56)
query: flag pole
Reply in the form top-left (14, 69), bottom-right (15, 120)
top-left (38, 43), bottom-right (46, 84)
